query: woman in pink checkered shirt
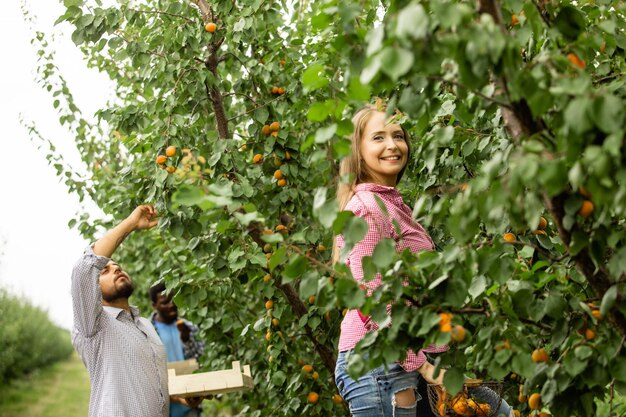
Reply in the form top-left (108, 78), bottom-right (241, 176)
top-left (332, 105), bottom-right (448, 417)
top-left (332, 106), bottom-right (514, 417)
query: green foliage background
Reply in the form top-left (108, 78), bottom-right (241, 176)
top-left (0, 288), bottom-right (74, 385)
top-left (24, 0), bottom-right (626, 416)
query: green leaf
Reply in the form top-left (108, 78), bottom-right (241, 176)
top-left (348, 77), bottom-right (371, 101)
top-left (600, 285), bottom-right (618, 316)
top-left (271, 370), bottom-right (286, 386)
top-left (554, 6), bottom-right (586, 40)
top-left (315, 123), bottom-right (337, 143)
top-left (283, 255), bottom-right (307, 282)
top-left (335, 278), bottom-right (366, 309)
top-left (307, 102), bottom-right (330, 122)
top-left (301, 63), bottom-right (328, 91)
top-left (589, 94), bottom-right (625, 134)
top-left (564, 98), bottom-right (591, 134)
top-left (172, 185), bottom-right (213, 210)
top-left (379, 47), bottom-right (414, 81)
top-left (443, 366), bottom-right (464, 395)
top-left (396, 4), bottom-right (428, 39)
top-left (269, 247), bottom-right (286, 271)
top-left (64, 0), bottom-right (84, 7)
top-left (372, 239), bottom-right (396, 269)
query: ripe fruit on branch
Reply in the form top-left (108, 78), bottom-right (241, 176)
top-left (205, 22), bottom-right (217, 33)
top-left (567, 53), bottom-right (586, 69)
top-left (156, 155), bottom-right (167, 165)
top-left (302, 364), bottom-right (314, 373)
top-left (532, 348), bottom-right (549, 363)
top-left (308, 295), bottom-right (316, 305)
top-left (270, 121), bottom-right (280, 131)
top-left (439, 312), bottom-right (453, 332)
top-left (165, 146), bottom-right (176, 157)
top-left (450, 325), bottom-right (466, 342)
top-left (591, 309), bottom-right (602, 320)
top-left (585, 328), bottom-right (596, 340)
top-left (166, 166), bottom-right (175, 174)
top-left (332, 394), bottom-right (343, 404)
top-left (253, 154), bottom-right (263, 164)
top-left (579, 200), bottom-right (594, 217)
top-left (537, 216), bottom-right (547, 230)
top-left (528, 393), bottom-right (541, 410)
top-left (261, 125), bottom-right (271, 136)
top-left (263, 274), bottom-right (272, 283)
top-left (277, 178), bottom-right (287, 187)
top-left (265, 299), bottom-right (273, 309)
top-left (307, 391), bottom-right (319, 404)
top-left (503, 233), bottom-right (516, 242)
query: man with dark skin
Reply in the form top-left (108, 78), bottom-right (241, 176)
top-left (150, 282), bottom-right (205, 417)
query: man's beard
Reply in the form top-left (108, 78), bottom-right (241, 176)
top-left (102, 282), bottom-right (135, 303)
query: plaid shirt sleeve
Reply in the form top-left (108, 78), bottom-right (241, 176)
top-left (181, 318), bottom-right (205, 360)
top-left (71, 245), bottom-right (110, 337)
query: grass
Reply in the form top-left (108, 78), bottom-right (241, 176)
top-left (0, 352), bottom-right (90, 417)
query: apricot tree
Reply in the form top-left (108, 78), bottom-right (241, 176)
top-left (27, 0), bottom-right (625, 416)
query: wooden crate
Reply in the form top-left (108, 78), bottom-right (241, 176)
top-left (167, 358), bottom-right (199, 376)
top-left (168, 361), bottom-right (254, 398)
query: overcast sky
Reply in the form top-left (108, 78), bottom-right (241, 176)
top-left (0, 1), bottom-right (112, 329)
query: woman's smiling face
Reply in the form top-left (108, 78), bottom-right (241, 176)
top-left (359, 111), bottom-right (408, 186)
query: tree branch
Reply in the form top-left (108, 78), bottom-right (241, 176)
top-left (124, 7), bottom-right (196, 24)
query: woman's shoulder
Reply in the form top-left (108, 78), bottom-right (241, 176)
top-left (346, 189), bottom-right (388, 219)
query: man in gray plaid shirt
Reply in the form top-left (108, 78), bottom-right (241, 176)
top-left (71, 205), bottom-right (200, 417)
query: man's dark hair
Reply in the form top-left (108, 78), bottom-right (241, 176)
top-left (149, 282), bottom-right (167, 303)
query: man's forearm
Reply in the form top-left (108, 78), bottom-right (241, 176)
top-left (93, 218), bottom-right (136, 258)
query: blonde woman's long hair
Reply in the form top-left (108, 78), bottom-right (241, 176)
top-left (331, 105), bottom-right (411, 264)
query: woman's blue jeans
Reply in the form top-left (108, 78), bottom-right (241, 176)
top-left (335, 351), bottom-right (424, 417)
top-left (335, 351), bottom-right (513, 417)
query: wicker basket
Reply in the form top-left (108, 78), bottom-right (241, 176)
top-left (427, 380), bottom-right (503, 417)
